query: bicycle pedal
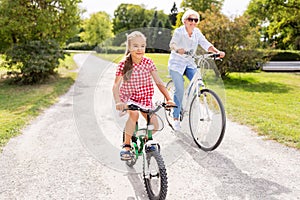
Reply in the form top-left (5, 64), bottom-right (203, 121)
top-left (146, 145), bottom-right (156, 152)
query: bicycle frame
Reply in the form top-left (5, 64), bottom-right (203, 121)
top-left (131, 121), bottom-right (156, 159)
top-left (179, 53), bottom-right (219, 119)
top-left (125, 103), bottom-right (170, 159)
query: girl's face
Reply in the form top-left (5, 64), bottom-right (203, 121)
top-left (129, 36), bottom-right (146, 62)
top-left (184, 14), bottom-right (199, 29)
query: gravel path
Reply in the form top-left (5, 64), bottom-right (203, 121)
top-left (1, 54), bottom-right (299, 200)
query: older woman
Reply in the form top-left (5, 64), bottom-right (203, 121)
top-left (168, 9), bottom-right (225, 131)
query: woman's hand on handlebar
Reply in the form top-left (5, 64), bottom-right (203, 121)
top-left (176, 48), bottom-right (185, 55)
top-left (218, 51), bottom-right (225, 58)
top-left (166, 100), bottom-right (176, 107)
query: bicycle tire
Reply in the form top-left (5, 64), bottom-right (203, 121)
top-left (143, 149), bottom-right (168, 200)
top-left (189, 88), bottom-right (226, 151)
top-left (164, 80), bottom-right (175, 130)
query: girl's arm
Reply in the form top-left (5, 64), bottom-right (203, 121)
top-left (112, 76), bottom-right (126, 110)
top-left (151, 70), bottom-right (175, 105)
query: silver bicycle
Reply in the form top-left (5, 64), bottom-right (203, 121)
top-left (164, 52), bottom-right (226, 151)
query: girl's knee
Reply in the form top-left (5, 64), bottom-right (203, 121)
top-left (128, 111), bottom-right (139, 121)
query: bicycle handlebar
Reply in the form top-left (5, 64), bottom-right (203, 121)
top-left (184, 51), bottom-right (222, 61)
top-left (123, 103), bottom-right (177, 114)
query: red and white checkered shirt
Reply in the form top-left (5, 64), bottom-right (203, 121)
top-left (116, 57), bottom-right (157, 108)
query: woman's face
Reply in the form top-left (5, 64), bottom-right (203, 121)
top-left (129, 36), bottom-right (146, 61)
top-left (184, 14), bottom-right (199, 29)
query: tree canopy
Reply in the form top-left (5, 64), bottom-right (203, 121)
top-left (80, 11), bottom-right (113, 46)
top-left (181, 0), bottom-right (224, 13)
top-left (246, 0), bottom-right (300, 50)
top-left (0, 0), bottom-right (82, 84)
top-left (112, 4), bottom-right (170, 35)
top-left (198, 8), bottom-right (263, 77)
top-left (0, 0), bottom-right (82, 52)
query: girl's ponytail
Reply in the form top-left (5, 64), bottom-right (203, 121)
top-left (123, 51), bottom-right (133, 81)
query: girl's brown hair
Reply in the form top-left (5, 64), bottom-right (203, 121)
top-left (122, 31), bottom-right (146, 81)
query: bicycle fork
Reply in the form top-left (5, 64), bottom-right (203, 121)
top-left (143, 140), bottom-right (160, 179)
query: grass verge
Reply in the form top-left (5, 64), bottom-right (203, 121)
top-left (0, 54), bottom-right (77, 150)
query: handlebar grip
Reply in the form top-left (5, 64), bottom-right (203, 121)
top-left (122, 104), bottom-right (139, 112)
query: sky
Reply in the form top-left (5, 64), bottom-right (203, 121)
top-left (79, 0), bottom-right (252, 18)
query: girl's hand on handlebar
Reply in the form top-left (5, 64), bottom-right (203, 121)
top-left (116, 102), bottom-right (127, 111)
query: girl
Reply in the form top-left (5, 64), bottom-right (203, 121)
top-left (112, 31), bottom-right (175, 160)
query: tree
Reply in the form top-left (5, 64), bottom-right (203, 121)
top-left (112, 4), bottom-right (170, 47)
top-left (181, 0), bottom-right (224, 13)
top-left (169, 2), bottom-right (178, 26)
top-left (246, 0), bottom-right (300, 50)
top-left (80, 11), bottom-right (113, 46)
top-left (112, 4), bottom-right (149, 35)
top-left (0, 0), bottom-right (82, 51)
top-left (174, 0), bottom-right (224, 28)
top-left (198, 8), bottom-right (264, 77)
top-left (0, 0), bottom-right (82, 83)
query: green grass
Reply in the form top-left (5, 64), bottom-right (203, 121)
top-left (224, 72), bottom-right (300, 148)
top-left (0, 54), bottom-right (77, 150)
top-left (98, 53), bottom-right (300, 149)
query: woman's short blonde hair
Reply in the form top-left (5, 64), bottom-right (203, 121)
top-left (181, 9), bottom-right (200, 24)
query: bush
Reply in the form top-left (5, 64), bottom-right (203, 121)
top-left (269, 51), bottom-right (300, 61)
top-left (3, 40), bottom-right (65, 84)
top-left (198, 9), bottom-right (264, 77)
top-left (224, 49), bottom-right (267, 72)
top-left (64, 42), bottom-right (96, 51)
top-left (95, 46), bottom-right (126, 54)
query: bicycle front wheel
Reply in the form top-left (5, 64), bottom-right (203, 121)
top-left (143, 149), bottom-right (168, 200)
top-left (189, 89), bottom-right (226, 151)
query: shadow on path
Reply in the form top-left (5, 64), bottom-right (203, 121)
top-left (175, 131), bottom-right (291, 199)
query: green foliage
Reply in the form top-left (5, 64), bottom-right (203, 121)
top-left (95, 46), bottom-right (125, 54)
top-left (80, 11), bottom-right (113, 46)
top-left (3, 40), bottom-right (65, 84)
top-left (65, 42), bottom-right (96, 51)
top-left (0, 0), bottom-right (82, 84)
top-left (112, 4), bottom-right (170, 36)
top-left (246, 0), bottom-right (300, 50)
top-left (268, 50), bottom-right (300, 61)
top-left (113, 4), bottom-right (150, 35)
top-left (0, 0), bottom-right (82, 52)
top-left (198, 9), bottom-right (265, 77)
top-left (181, 0), bottom-right (224, 13)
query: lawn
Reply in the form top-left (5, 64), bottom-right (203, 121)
top-left (0, 54), bottom-right (77, 150)
top-left (224, 72), bottom-right (300, 148)
top-left (98, 53), bottom-right (300, 149)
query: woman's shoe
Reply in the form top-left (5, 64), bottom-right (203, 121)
top-left (173, 120), bottom-right (181, 131)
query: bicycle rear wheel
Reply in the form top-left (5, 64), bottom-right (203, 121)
top-left (143, 149), bottom-right (168, 200)
top-left (189, 88), bottom-right (226, 151)
top-left (164, 80), bottom-right (175, 130)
